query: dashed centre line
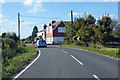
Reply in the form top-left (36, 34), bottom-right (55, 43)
top-left (93, 75), bottom-right (101, 80)
top-left (70, 55), bottom-right (83, 65)
top-left (61, 50), bottom-right (68, 54)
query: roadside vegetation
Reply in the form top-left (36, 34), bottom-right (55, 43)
top-left (62, 13), bottom-right (120, 59)
top-left (1, 32), bottom-right (38, 78)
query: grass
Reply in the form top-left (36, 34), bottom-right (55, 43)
top-left (2, 46), bottom-right (38, 78)
top-left (61, 44), bottom-right (120, 59)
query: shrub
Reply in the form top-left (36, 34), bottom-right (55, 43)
top-left (73, 41), bottom-right (81, 46)
top-left (18, 43), bottom-right (26, 47)
top-left (2, 49), bottom-right (16, 59)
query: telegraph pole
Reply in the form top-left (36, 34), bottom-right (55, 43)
top-left (71, 10), bottom-right (73, 25)
top-left (18, 13), bottom-right (20, 43)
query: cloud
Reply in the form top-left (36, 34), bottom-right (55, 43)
top-left (0, 0), bottom-right (5, 3)
top-left (0, 19), bottom-right (8, 24)
top-left (24, 0), bottom-right (33, 6)
top-left (23, 0), bottom-right (47, 13)
top-left (0, 14), bottom-right (3, 18)
top-left (68, 12), bottom-right (90, 17)
top-left (21, 21), bottom-right (34, 25)
top-left (109, 14), bottom-right (114, 18)
top-left (28, 3), bottom-right (46, 13)
top-left (103, 0), bottom-right (119, 2)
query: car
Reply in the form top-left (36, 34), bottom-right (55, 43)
top-left (35, 39), bottom-right (47, 48)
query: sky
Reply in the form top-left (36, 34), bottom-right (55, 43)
top-left (0, 0), bottom-right (119, 39)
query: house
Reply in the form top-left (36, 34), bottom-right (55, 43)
top-left (46, 20), bottom-right (70, 44)
top-left (37, 29), bottom-right (46, 40)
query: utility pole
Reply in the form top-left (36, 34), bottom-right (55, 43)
top-left (71, 10), bottom-right (73, 25)
top-left (18, 13), bottom-right (20, 43)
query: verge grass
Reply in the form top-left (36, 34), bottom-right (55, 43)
top-left (61, 44), bottom-right (120, 59)
top-left (2, 46), bottom-right (38, 78)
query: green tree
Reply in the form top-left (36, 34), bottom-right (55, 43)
top-left (76, 15), bottom-right (96, 43)
top-left (96, 16), bottom-right (112, 45)
top-left (64, 24), bottom-right (76, 43)
top-left (2, 33), bottom-right (6, 38)
top-left (31, 26), bottom-right (38, 40)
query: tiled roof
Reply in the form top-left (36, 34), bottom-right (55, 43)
top-left (52, 21), bottom-right (70, 27)
top-left (52, 21), bottom-right (61, 26)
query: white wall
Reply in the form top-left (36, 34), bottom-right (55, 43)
top-left (37, 31), bottom-right (45, 40)
top-left (46, 37), bottom-right (53, 44)
top-left (53, 37), bottom-right (64, 44)
top-left (46, 37), bottom-right (64, 44)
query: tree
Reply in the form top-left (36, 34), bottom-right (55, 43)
top-left (2, 33), bottom-right (6, 38)
top-left (64, 24), bottom-right (76, 43)
top-left (96, 16), bottom-right (112, 45)
top-left (31, 26), bottom-right (38, 40)
top-left (111, 19), bottom-right (120, 38)
top-left (76, 15), bottom-right (96, 43)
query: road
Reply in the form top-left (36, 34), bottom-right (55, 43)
top-left (16, 45), bottom-right (119, 80)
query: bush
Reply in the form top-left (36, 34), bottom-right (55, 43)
top-left (16, 47), bottom-right (26, 54)
top-left (2, 49), bottom-right (16, 59)
top-left (88, 42), bottom-right (96, 48)
top-left (73, 41), bottom-right (81, 46)
top-left (62, 40), bottom-right (71, 45)
top-left (116, 48), bottom-right (120, 56)
top-left (2, 46), bottom-right (38, 78)
top-left (18, 42), bottom-right (26, 47)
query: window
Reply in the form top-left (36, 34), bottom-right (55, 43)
top-left (58, 27), bottom-right (65, 33)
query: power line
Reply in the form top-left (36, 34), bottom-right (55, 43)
top-left (2, 13), bottom-right (17, 24)
top-left (20, 15), bottom-right (62, 19)
top-left (56, 1), bottom-right (88, 18)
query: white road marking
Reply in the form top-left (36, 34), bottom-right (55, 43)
top-left (65, 47), bottom-right (118, 60)
top-left (70, 55), bottom-right (83, 65)
top-left (61, 50), bottom-right (68, 54)
top-left (93, 75), bottom-right (101, 80)
top-left (12, 49), bottom-right (41, 80)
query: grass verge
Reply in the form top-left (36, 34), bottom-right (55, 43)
top-left (61, 44), bottom-right (120, 59)
top-left (2, 46), bottom-right (38, 78)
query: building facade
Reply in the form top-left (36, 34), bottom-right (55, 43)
top-left (46, 20), bottom-right (70, 44)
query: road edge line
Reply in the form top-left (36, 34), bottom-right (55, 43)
top-left (12, 49), bottom-right (41, 80)
top-left (64, 47), bottom-right (119, 60)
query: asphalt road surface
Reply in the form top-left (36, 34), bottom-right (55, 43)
top-left (17, 45), bottom-right (119, 80)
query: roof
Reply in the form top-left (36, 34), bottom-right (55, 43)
top-left (52, 21), bottom-right (71, 30)
top-left (52, 21), bottom-right (61, 26)
top-left (64, 21), bottom-right (71, 25)
top-left (52, 21), bottom-right (70, 27)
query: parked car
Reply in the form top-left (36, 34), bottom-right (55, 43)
top-left (35, 39), bottom-right (47, 48)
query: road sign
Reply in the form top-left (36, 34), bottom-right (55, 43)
top-left (72, 36), bottom-right (82, 41)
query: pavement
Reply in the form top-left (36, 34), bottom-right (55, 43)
top-left (15, 45), bottom-right (119, 80)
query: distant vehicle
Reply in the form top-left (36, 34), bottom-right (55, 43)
top-left (35, 39), bottom-right (47, 48)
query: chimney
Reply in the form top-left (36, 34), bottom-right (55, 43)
top-left (43, 24), bottom-right (47, 29)
top-left (71, 10), bottom-right (73, 24)
top-left (49, 23), bottom-right (51, 26)
top-left (52, 20), bottom-right (56, 24)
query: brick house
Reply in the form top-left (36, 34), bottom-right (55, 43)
top-left (46, 20), bottom-right (70, 44)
